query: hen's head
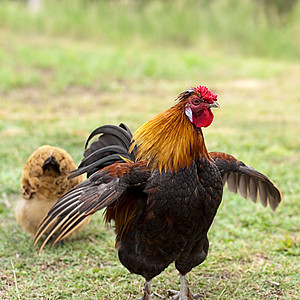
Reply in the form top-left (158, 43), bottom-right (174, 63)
top-left (180, 85), bottom-right (219, 128)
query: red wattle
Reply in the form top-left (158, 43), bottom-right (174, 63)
top-left (193, 109), bottom-right (214, 128)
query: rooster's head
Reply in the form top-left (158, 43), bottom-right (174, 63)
top-left (131, 84), bottom-right (218, 172)
top-left (180, 85), bottom-right (219, 128)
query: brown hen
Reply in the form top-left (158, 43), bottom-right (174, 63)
top-left (15, 145), bottom-right (91, 236)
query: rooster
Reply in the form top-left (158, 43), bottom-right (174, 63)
top-left (34, 86), bottom-right (281, 299)
top-left (16, 145), bottom-right (91, 237)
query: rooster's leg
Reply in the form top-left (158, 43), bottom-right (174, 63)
top-left (138, 280), bottom-right (163, 300)
top-left (138, 280), bottom-right (151, 300)
top-left (167, 274), bottom-right (203, 300)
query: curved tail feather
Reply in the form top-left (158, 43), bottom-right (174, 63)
top-left (70, 123), bottom-right (137, 178)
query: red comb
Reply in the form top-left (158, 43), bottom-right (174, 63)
top-left (194, 85), bottom-right (217, 102)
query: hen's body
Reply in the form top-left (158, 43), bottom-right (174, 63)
top-left (16, 145), bottom-right (91, 236)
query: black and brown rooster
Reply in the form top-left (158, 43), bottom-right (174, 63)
top-left (34, 86), bottom-right (281, 299)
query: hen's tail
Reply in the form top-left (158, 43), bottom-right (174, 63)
top-left (69, 123), bottom-right (136, 179)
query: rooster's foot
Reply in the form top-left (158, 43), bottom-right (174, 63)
top-left (167, 274), bottom-right (203, 299)
top-left (138, 292), bottom-right (164, 300)
top-left (167, 289), bottom-right (203, 299)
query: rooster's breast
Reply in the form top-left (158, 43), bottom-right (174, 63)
top-left (147, 158), bottom-right (223, 235)
top-left (117, 159), bottom-right (223, 280)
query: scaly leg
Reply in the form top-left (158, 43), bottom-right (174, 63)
top-left (138, 280), bottom-right (164, 300)
top-left (167, 274), bottom-right (203, 300)
top-left (139, 280), bottom-right (152, 300)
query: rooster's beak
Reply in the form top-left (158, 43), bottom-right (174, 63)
top-left (206, 102), bottom-right (220, 109)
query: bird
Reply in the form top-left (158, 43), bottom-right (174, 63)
top-left (15, 145), bottom-right (91, 237)
top-left (34, 86), bottom-right (281, 299)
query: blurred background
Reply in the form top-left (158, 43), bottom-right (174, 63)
top-left (0, 0), bottom-right (299, 299)
top-left (0, 0), bottom-right (299, 192)
top-left (0, 0), bottom-right (299, 95)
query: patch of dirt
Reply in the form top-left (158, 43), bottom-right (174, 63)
top-left (251, 252), bottom-right (269, 265)
top-left (1, 274), bottom-right (14, 287)
top-left (38, 256), bottom-right (76, 272)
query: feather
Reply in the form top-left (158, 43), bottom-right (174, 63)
top-left (84, 125), bottom-right (132, 151)
top-left (249, 177), bottom-right (258, 203)
top-left (238, 174), bottom-right (249, 199)
top-left (222, 172), bottom-right (228, 186)
top-left (258, 181), bottom-right (268, 207)
top-left (227, 172), bottom-right (238, 194)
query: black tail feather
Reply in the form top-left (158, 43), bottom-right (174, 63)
top-left (79, 145), bottom-right (129, 168)
top-left (84, 124), bottom-right (132, 150)
top-left (69, 154), bottom-right (130, 179)
top-left (71, 123), bottom-right (136, 178)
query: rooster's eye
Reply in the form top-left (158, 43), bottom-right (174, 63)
top-left (192, 98), bottom-right (201, 105)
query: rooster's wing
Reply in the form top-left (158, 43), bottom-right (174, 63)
top-left (210, 152), bottom-right (281, 211)
top-left (34, 160), bottom-right (151, 251)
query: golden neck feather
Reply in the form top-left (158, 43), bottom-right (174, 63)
top-left (130, 103), bottom-right (211, 173)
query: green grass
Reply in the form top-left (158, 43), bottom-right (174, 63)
top-left (0, 0), bottom-right (299, 299)
top-left (0, 0), bottom-right (299, 59)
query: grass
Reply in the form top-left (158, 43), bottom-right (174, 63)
top-left (0, 0), bottom-right (299, 59)
top-left (0, 0), bottom-right (299, 299)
